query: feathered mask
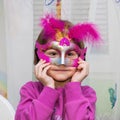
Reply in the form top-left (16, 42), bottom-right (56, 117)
top-left (35, 15), bottom-right (101, 67)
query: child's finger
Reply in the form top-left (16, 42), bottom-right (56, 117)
top-left (42, 65), bottom-right (51, 76)
top-left (77, 60), bottom-right (88, 69)
top-left (38, 62), bottom-right (50, 73)
top-left (34, 60), bottom-right (50, 77)
top-left (78, 60), bottom-right (85, 64)
top-left (35, 60), bottom-right (45, 69)
top-left (77, 57), bottom-right (84, 63)
top-left (78, 57), bottom-right (84, 61)
top-left (77, 63), bottom-right (84, 70)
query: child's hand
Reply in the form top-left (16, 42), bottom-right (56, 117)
top-left (34, 59), bottom-right (55, 88)
top-left (71, 58), bottom-right (89, 82)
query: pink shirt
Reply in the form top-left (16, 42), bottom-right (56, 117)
top-left (15, 81), bottom-right (97, 120)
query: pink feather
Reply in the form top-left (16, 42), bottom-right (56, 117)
top-left (40, 14), bottom-right (64, 40)
top-left (69, 23), bottom-right (101, 44)
top-left (39, 15), bottom-right (101, 45)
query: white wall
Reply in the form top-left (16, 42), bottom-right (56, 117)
top-left (3, 0), bottom-right (33, 108)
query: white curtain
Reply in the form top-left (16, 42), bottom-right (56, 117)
top-left (0, 0), bottom-right (7, 98)
top-left (1, 0), bottom-right (33, 108)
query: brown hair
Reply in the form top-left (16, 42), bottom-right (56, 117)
top-left (34, 20), bottom-right (85, 65)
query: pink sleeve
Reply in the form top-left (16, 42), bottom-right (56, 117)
top-left (64, 82), bottom-right (97, 120)
top-left (15, 82), bottom-right (59, 120)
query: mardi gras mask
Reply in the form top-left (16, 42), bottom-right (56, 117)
top-left (35, 15), bottom-right (101, 67)
top-left (36, 40), bottom-right (87, 67)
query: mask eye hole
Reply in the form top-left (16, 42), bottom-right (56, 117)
top-left (45, 49), bottom-right (59, 58)
top-left (66, 51), bottom-right (79, 59)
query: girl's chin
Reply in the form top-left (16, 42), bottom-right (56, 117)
top-left (54, 78), bottom-right (70, 82)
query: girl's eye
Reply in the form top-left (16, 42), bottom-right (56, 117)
top-left (67, 51), bottom-right (78, 58)
top-left (45, 49), bottom-right (59, 58)
top-left (49, 52), bottom-right (57, 56)
top-left (67, 53), bottom-right (74, 56)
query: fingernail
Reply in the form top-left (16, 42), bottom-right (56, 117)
top-left (43, 60), bottom-right (46, 62)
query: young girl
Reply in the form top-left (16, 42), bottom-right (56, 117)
top-left (15, 15), bottom-right (101, 120)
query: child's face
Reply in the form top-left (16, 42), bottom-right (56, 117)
top-left (36, 40), bottom-right (82, 82)
top-left (46, 41), bottom-right (79, 81)
top-left (44, 41), bottom-right (80, 67)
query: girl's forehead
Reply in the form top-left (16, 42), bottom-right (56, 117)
top-left (49, 41), bottom-right (78, 51)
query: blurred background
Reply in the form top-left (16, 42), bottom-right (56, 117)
top-left (0, 0), bottom-right (120, 119)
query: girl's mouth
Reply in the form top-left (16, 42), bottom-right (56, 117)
top-left (52, 69), bottom-right (69, 71)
